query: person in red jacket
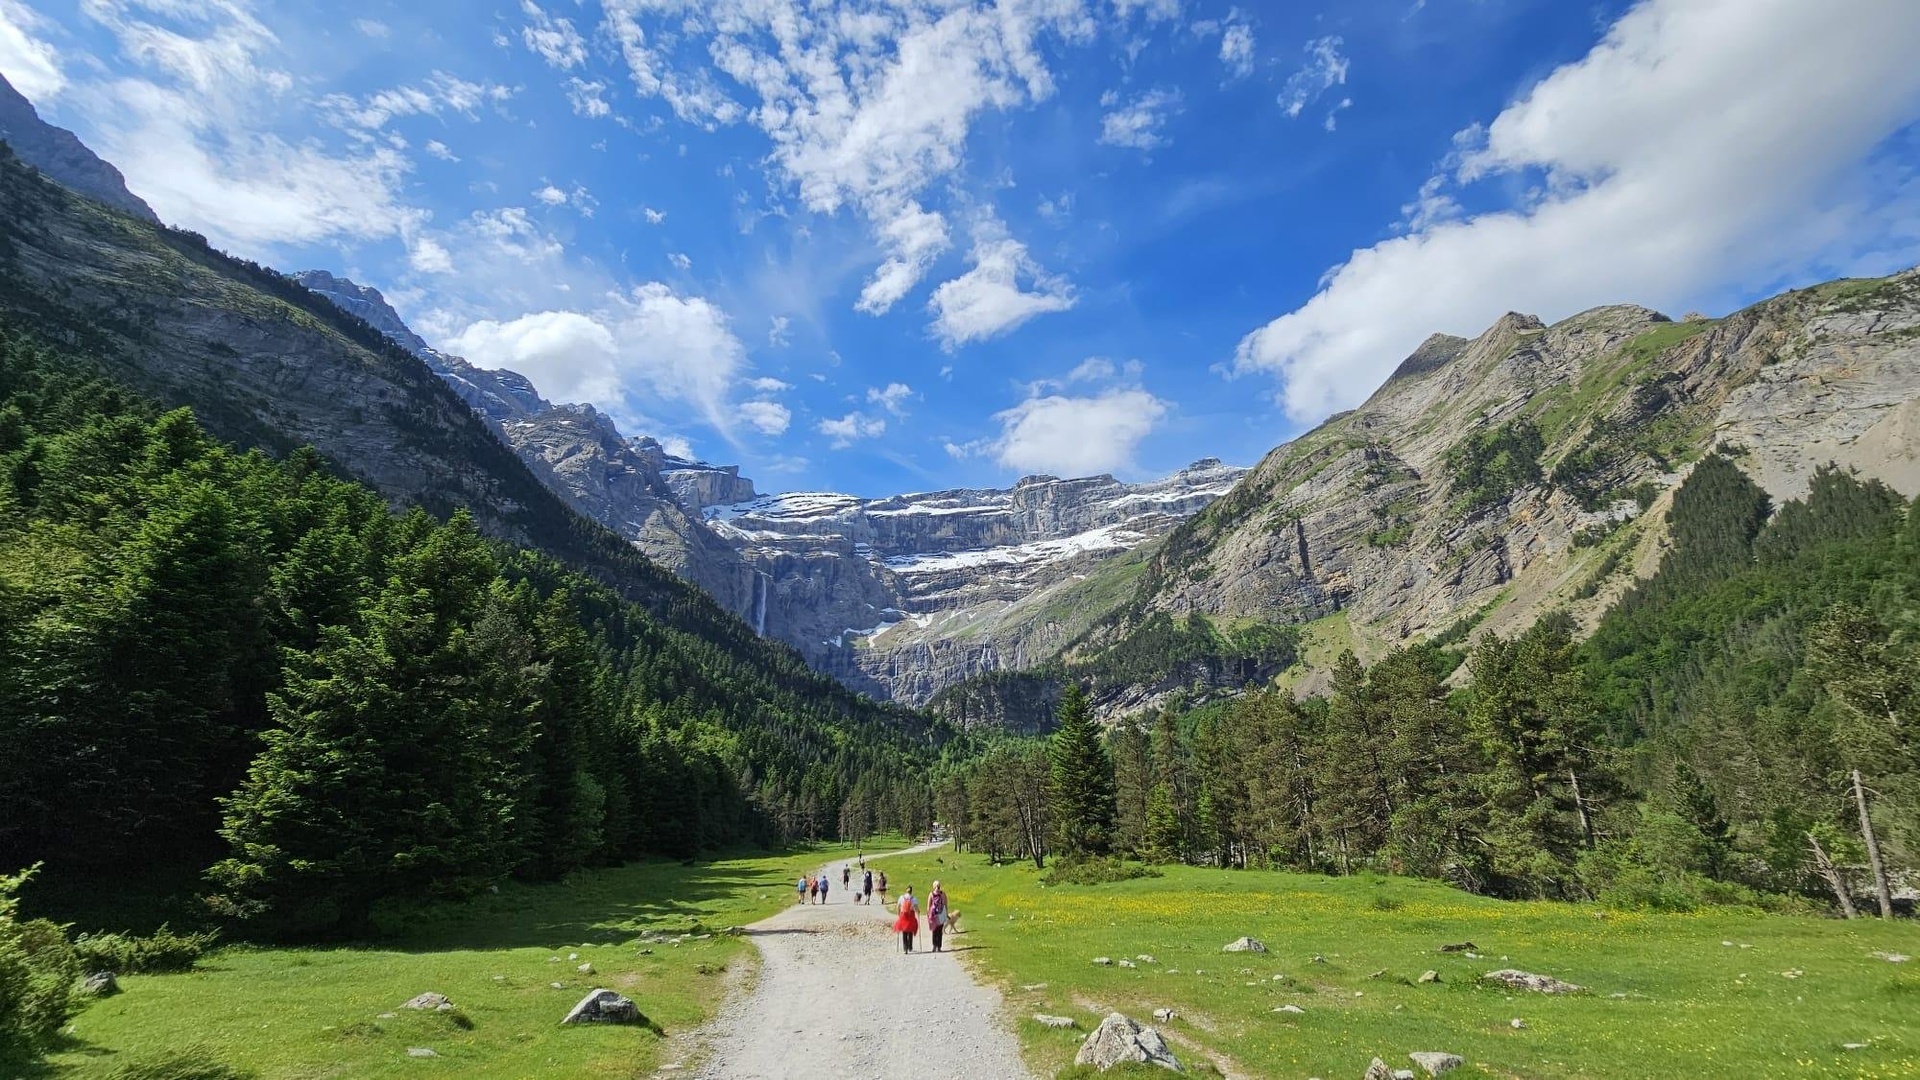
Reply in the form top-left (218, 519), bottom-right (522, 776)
top-left (893, 886), bottom-right (918, 953)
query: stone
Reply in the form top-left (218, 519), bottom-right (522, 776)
top-left (550, 982), bottom-right (565, 990)
top-left (1152, 1008), bottom-right (1176, 1022)
top-left (1437, 942), bottom-right (1477, 953)
top-left (80, 971), bottom-right (120, 997)
top-left (1417, 971), bottom-right (1440, 984)
top-left (407, 1047), bottom-right (438, 1058)
top-left (1223, 937), bottom-right (1267, 953)
top-left (1393, 1071), bottom-right (1417, 1080)
top-left (1136, 954), bottom-right (1156, 964)
top-left (561, 988), bottom-right (644, 1026)
top-left (1510, 1019), bottom-right (1528, 1030)
top-left (1033, 1014), bottom-right (1077, 1029)
top-left (1409, 1052), bottom-right (1465, 1075)
top-left (1093, 957), bottom-right (1114, 966)
top-left (377, 1013), bottom-right (398, 1020)
top-left (1118, 959), bottom-right (1137, 969)
top-left (1074, 1012), bottom-right (1182, 1073)
top-left (577, 962), bottom-right (595, 975)
top-left (1482, 969), bottom-right (1584, 994)
top-left (1310, 954), bottom-right (1327, 964)
top-left (402, 993), bottom-right (452, 1011)
top-left (1021, 983), bottom-right (1049, 991)
top-left (1364, 1058), bottom-right (1394, 1080)
top-left (1872, 952), bottom-right (1911, 963)
top-left (1274, 1005), bottom-right (1306, 1015)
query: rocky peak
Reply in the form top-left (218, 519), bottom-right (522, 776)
top-left (0, 73), bottom-right (158, 223)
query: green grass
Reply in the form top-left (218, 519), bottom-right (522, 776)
top-left (39, 842), bottom-right (873, 1079)
top-left (883, 850), bottom-right (1920, 1079)
top-left (1275, 610), bottom-right (1354, 692)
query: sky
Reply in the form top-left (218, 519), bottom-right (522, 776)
top-left (3, 0), bottom-right (1920, 497)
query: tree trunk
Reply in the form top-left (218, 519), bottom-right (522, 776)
top-left (1807, 833), bottom-right (1859, 919)
top-left (1568, 769), bottom-right (1596, 850)
top-left (1852, 769), bottom-right (1895, 918)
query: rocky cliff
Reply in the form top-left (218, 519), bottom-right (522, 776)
top-left (0, 73), bottom-right (157, 222)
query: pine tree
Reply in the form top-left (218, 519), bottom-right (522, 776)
top-left (1048, 684), bottom-right (1115, 857)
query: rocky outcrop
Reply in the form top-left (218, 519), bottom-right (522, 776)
top-left (1074, 1012), bottom-right (1182, 1072)
top-left (0, 73), bottom-right (158, 222)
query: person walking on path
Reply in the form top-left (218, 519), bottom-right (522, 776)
top-left (842, 865), bottom-right (851, 891)
top-left (877, 869), bottom-right (889, 906)
top-left (927, 881), bottom-right (949, 953)
top-left (818, 873), bottom-right (829, 904)
top-left (796, 874), bottom-right (807, 906)
top-left (862, 868), bottom-right (873, 905)
top-left (893, 886), bottom-right (919, 953)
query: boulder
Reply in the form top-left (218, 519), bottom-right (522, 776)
top-left (1409, 1052), bottom-right (1464, 1075)
top-left (1152, 1008), bottom-right (1176, 1022)
top-left (1417, 970), bottom-right (1440, 984)
top-left (402, 992), bottom-right (453, 1011)
top-left (1033, 1014), bottom-right (1077, 1029)
top-left (80, 971), bottom-right (120, 997)
top-left (1483, 969), bottom-right (1584, 994)
top-left (562, 988), bottom-right (644, 1026)
top-left (1074, 1012), bottom-right (1183, 1073)
top-left (1222, 937), bottom-right (1267, 953)
top-left (1092, 957), bottom-right (1114, 966)
top-left (1364, 1058), bottom-right (1394, 1080)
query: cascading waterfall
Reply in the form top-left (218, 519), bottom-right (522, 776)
top-left (751, 570), bottom-right (770, 637)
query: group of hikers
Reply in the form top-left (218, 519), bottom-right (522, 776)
top-left (794, 854), bottom-right (952, 954)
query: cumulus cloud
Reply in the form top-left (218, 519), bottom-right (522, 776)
top-left (520, 0), bottom-right (586, 70)
top-left (818, 411), bottom-right (887, 447)
top-left (566, 77), bottom-right (610, 118)
top-left (409, 234), bottom-right (454, 274)
top-left (1235, 0), bottom-right (1920, 423)
top-left (0, 0), bottom-right (65, 99)
top-left (667, 251), bottom-right (692, 271)
top-left (1278, 35), bottom-right (1347, 119)
top-left (1219, 21), bottom-right (1255, 80)
top-left (1100, 89), bottom-right (1180, 151)
top-left (739, 400), bottom-right (791, 435)
top-left (867, 382), bottom-right (915, 415)
top-left (749, 376), bottom-right (791, 392)
top-left (1113, 0), bottom-right (1180, 22)
top-left (602, 0), bottom-right (1093, 316)
top-left (928, 218), bottom-right (1076, 349)
top-left (642, 206), bottom-right (665, 224)
top-left (449, 283), bottom-right (749, 434)
top-left (957, 388), bottom-right (1169, 477)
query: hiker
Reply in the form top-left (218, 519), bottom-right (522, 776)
top-left (894, 886), bottom-right (918, 953)
top-left (862, 868), bottom-right (873, 905)
top-left (877, 869), bottom-right (889, 905)
top-left (927, 880), bottom-right (949, 953)
top-left (808, 875), bottom-right (818, 903)
top-left (842, 865), bottom-right (851, 890)
top-left (818, 873), bottom-right (829, 904)
top-left (796, 874), bottom-right (807, 905)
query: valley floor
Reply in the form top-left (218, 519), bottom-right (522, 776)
top-left (876, 850), bottom-right (1920, 1079)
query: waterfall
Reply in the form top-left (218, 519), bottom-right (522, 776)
top-left (751, 570), bottom-right (770, 637)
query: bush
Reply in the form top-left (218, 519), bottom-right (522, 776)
top-left (97, 1046), bottom-right (255, 1080)
top-left (73, 925), bottom-right (217, 975)
top-left (0, 864), bottom-right (79, 1065)
top-left (1041, 855), bottom-right (1163, 887)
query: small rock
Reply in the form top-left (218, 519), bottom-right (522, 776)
top-left (1152, 1008), bottom-right (1176, 1022)
top-left (1118, 959), bottom-right (1137, 969)
top-left (81, 971), bottom-right (120, 997)
top-left (1093, 957), bottom-right (1114, 966)
top-left (1271, 974), bottom-right (1288, 982)
top-left (1842, 1042), bottom-right (1870, 1051)
top-left (1721, 940), bottom-right (1734, 947)
top-left (1074, 1012), bottom-right (1182, 1072)
top-left (1364, 1058), bottom-right (1394, 1080)
top-left (1417, 970), bottom-right (1440, 984)
top-left (1781, 969), bottom-right (1803, 979)
top-left (402, 993), bottom-right (452, 1011)
top-left (1393, 1071), bottom-right (1417, 1080)
top-left (1136, 954), bottom-right (1157, 964)
top-left (1033, 1014), bottom-right (1077, 1029)
top-left (1437, 942), bottom-right (1477, 953)
top-left (1873, 952), bottom-right (1911, 963)
top-left (577, 963), bottom-right (595, 975)
top-left (491, 975), bottom-right (505, 981)
top-left (1483, 969), bottom-right (1584, 994)
top-left (1510, 1019), bottom-right (1528, 1030)
top-left (1021, 983), bottom-right (1049, 991)
top-left (568, 952), bottom-right (579, 960)
top-left (1222, 937), bottom-right (1267, 953)
top-left (1409, 1051), bottom-right (1464, 1075)
top-left (1368, 969), bottom-right (1388, 980)
top-left (376, 1013), bottom-right (398, 1020)
top-left (550, 982), bottom-right (565, 989)
top-left (561, 988), bottom-right (644, 1026)
top-left (548, 956), bottom-right (561, 963)
top-left (406, 1048), bottom-right (438, 1058)
top-left (1274, 1004), bottom-right (1305, 1015)
top-left (1310, 954), bottom-right (1327, 964)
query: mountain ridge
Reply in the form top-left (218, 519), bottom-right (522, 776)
top-left (0, 72), bottom-right (157, 222)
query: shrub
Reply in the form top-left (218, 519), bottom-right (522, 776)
top-left (0, 864), bottom-right (80, 1065)
top-left (72, 925), bottom-right (217, 975)
top-left (1041, 855), bottom-right (1163, 887)
top-left (97, 1046), bottom-right (255, 1080)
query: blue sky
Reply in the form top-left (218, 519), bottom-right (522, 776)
top-left (4, 0), bottom-right (1919, 496)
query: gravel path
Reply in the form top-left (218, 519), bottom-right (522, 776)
top-left (671, 843), bottom-right (1034, 1080)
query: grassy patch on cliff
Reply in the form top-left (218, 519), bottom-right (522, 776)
top-left (884, 849), bottom-right (1920, 1080)
top-left (1273, 610), bottom-right (1353, 693)
top-left (41, 844), bottom-right (865, 1079)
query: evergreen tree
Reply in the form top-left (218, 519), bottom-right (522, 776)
top-left (1048, 684), bottom-right (1116, 857)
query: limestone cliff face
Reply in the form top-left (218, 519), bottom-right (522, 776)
top-left (1063, 270), bottom-right (1920, 688)
top-left (0, 73), bottom-right (158, 222)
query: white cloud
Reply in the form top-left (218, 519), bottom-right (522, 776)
top-left (962, 388), bottom-right (1169, 477)
top-left (520, 0), bottom-right (587, 70)
top-left (1236, 0), bottom-right (1920, 424)
top-left (1113, 0), bottom-right (1180, 22)
top-left (642, 206), bottom-right (665, 224)
top-left (448, 282), bottom-right (747, 433)
top-left (1323, 96), bottom-right (1351, 132)
top-left (535, 184), bottom-right (568, 206)
top-left (739, 400), bottom-right (791, 435)
top-left (566, 77), bottom-right (610, 118)
top-left (352, 18), bottom-right (389, 40)
top-left (1100, 88), bottom-right (1179, 151)
top-left (667, 251), bottom-right (692, 271)
top-left (658, 434), bottom-right (696, 460)
top-left (1279, 35), bottom-right (1347, 119)
top-left (928, 217), bottom-right (1076, 349)
top-left (470, 206), bottom-right (564, 261)
top-left (0, 0), bottom-right (66, 99)
top-left (767, 315), bottom-right (790, 347)
top-left (603, 0), bottom-right (1094, 315)
top-left (320, 71), bottom-right (514, 131)
top-left (749, 376), bottom-right (791, 392)
top-left (867, 382), bottom-right (915, 415)
top-left (409, 234), bottom-right (454, 275)
top-left (424, 139), bottom-right (458, 161)
top-left (818, 411), bottom-right (887, 447)
top-left (1220, 21), bottom-right (1255, 80)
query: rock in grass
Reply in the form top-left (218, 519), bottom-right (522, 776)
top-left (1364, 1058), bottom-right (1394, 1080)
top-left (1417, 971), bottom-right (1440, 984)
top-left (1152, 1008), bottom-right (1176, 1022)
top-left (1510, 1019), bottom-right (1528, 1030)
top-left (1872, 951), bottom-right (1910, 963)
top-left (1483, 969), bottom-right (1584, 994)
top-left (576, 962), bottom-right (595, 975)
top-left (1093, 957), bottom-right (1114, 966)
top-left (81, 971), bottom-right (120, 997)
top-left (1118, 959), bottom-right (1137, 969)
top-left (402, 993), bottom-right (452, 1011)
top-left (1409, 1052), bottom-right (1464, 1075)
top-left (1437, 942), bottom-right (1477, 953)
top-left (1223, 937), bottom-right (1267, 953)
top-left (1033, 1014), bottom-right (1077, 1029)
top-left (407, 1047), bottom-right (438, 1058)
top-left (1075, 1012), bottom-right (1182, 1073)
top-left (1274, 1004), bottom-right (1305, 1015)
top-left (1392, 1071), bottom-right (1417, 1080)
top-left (562, 988), bottom-right (643, 1026)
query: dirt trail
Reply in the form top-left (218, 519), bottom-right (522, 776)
top-left (667, 843), bottom-right (1033, 1080)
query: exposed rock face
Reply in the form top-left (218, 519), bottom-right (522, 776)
top-left (1482, 969), bottom-right (1585, 994)
top-left (0, 73), bottom-right (158, 222)
top-left (1074, 1012), bottom-right (1182, 1072)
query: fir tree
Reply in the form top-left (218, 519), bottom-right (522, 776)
top-left (1048, 684), bottom-right (1116, 856)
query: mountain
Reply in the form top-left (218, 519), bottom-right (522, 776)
top-left (291, 270), bottom-right (1246, 704)
top-left (0, 73), bottom-right (157, 222)
top-left (1023, 271), bottom-right (1920, 705)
